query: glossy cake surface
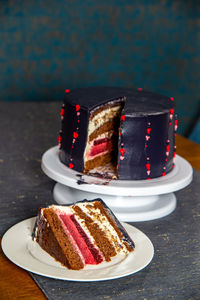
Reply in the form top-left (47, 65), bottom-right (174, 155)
top-left (59, 87), bottom-right (177, 180)
top-left (32, 199), bottom-right (135, 270)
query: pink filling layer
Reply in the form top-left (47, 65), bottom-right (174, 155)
top-left (86, 139), bottom-right (112, 160)
top-left (59, 214), bottom-right (103, 265)
top-left (90, 141), bottom-right (110, 156)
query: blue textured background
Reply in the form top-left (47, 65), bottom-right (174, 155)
top-left (0, 0), bottom-right (199, 136)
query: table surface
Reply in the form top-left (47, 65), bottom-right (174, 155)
top-left (0, 102), bottom-right (200, 300)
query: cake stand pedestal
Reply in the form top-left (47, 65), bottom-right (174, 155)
top-left (41, 146), bottom-right (193, 222)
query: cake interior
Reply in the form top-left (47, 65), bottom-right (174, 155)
top-left (33, 200), bottom-right (134, 270)
top-left (83, 99), bottom-right (125, 177)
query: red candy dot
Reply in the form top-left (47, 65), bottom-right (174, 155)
top-left (65, 89), bottom-right (70, 93)
top-left (162, 172), bottom-right (166, 176)
top-left (170, 109), bottom-right (174, 115)
top-left (121, 115), bottom-right (125, 121)
top-left (170, 97), bottom-right (174, 101)
top-left (137, 88), bottom-right (143, 91)
top-left (147, 128), bottom-right (151, 134)
top-left (69, 163), bottom-right (74, 169)
top-left (76, 105), bottom-right (80, 111)
top-left (146, 163), bottom-right (151, 170)
top-left (60, 108), bottom-right (64, 116)
top-left (58, 136), bottom-right (61, 142)
top-left (73, 132), bottom-right (78, 139)
top-left (120, 148), bottom-right (125, 156)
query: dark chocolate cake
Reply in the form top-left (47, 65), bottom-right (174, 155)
top-left (59, 87), bottom-right (177, 180)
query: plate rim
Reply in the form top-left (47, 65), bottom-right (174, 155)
top-left (1, 217), bottom-right (154, 282)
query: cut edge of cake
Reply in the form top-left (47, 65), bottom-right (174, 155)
top-left (32, 198), bottom-right (135, 270)
top-left (83, 98), bottom-right (125, 177)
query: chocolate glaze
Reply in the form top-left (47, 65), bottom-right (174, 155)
top-left (59, 87), bottom-right (176, 180)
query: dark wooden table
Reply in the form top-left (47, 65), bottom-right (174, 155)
top-left (0, 102), bottom-right (199, 300)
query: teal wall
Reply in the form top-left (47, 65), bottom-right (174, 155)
top-left (1, 0), bottom-right (199, 136)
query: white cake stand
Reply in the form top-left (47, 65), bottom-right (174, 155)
top-left (41, 146), bottom-right (193, 222)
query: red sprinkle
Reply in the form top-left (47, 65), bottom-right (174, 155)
top-left (65, 89), bottom-right (70, 93)
top-left (69, 163), bottom-right (74, 169)
top-left (170, 97), bottom-right (174, 101)
top-left (146, 163), bottom-right (151, 170)
top-left (121, 115), bottom-right (125, 121)
top-left (76, 105), bottom-right (80, 111)
top-left (147, 128), bottom-right (151, 134)
top-left (120, 148), bottom-right (125, 156)
top-left (162, 172), bottom-right (166, 176)
top-left (60, 108), bottom-right (64, 116)
top-left (73, 132), bottom-right (78, 139)
top-left (170, 109), bottom-right (174, 115)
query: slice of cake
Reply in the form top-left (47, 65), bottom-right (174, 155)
top-left (32, 199), bottom-right (135, 270)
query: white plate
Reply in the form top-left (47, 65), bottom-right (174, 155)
top-left (41, 146), bottom-right (193, 196)
top-left (1, 217), bottom-right (154, 281)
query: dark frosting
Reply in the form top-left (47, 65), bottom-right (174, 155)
top-left (63, 87), bottom-right (173, 115)
top-left (59, 87), bottom-right (176, 180)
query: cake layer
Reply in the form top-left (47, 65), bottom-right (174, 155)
top-left (88, 102), bottom-right (123, 138)
top-left (88, 119), bottom-right (120, 142)
top-left (37, 208), bottom-right (84, 270)
top-left (84, 152), bottom-right (114, 173)
top-left (33, 199), bottom-right (135, 270)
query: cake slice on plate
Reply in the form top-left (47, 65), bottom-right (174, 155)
top-left (32, 198), bottom-right (135, 270)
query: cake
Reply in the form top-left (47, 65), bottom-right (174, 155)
top-left (59, 87), bottom-right (177, 180)
top-left (32, 199), bottom-right (135, 270)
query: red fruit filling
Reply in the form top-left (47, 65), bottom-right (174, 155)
top-left (90, 140), bottom-right (112, 157)
top-left (59, 214), bottom-right (103, 265)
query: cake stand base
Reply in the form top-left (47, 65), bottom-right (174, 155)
top-left (53, 183), bottom-right (177, 222)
